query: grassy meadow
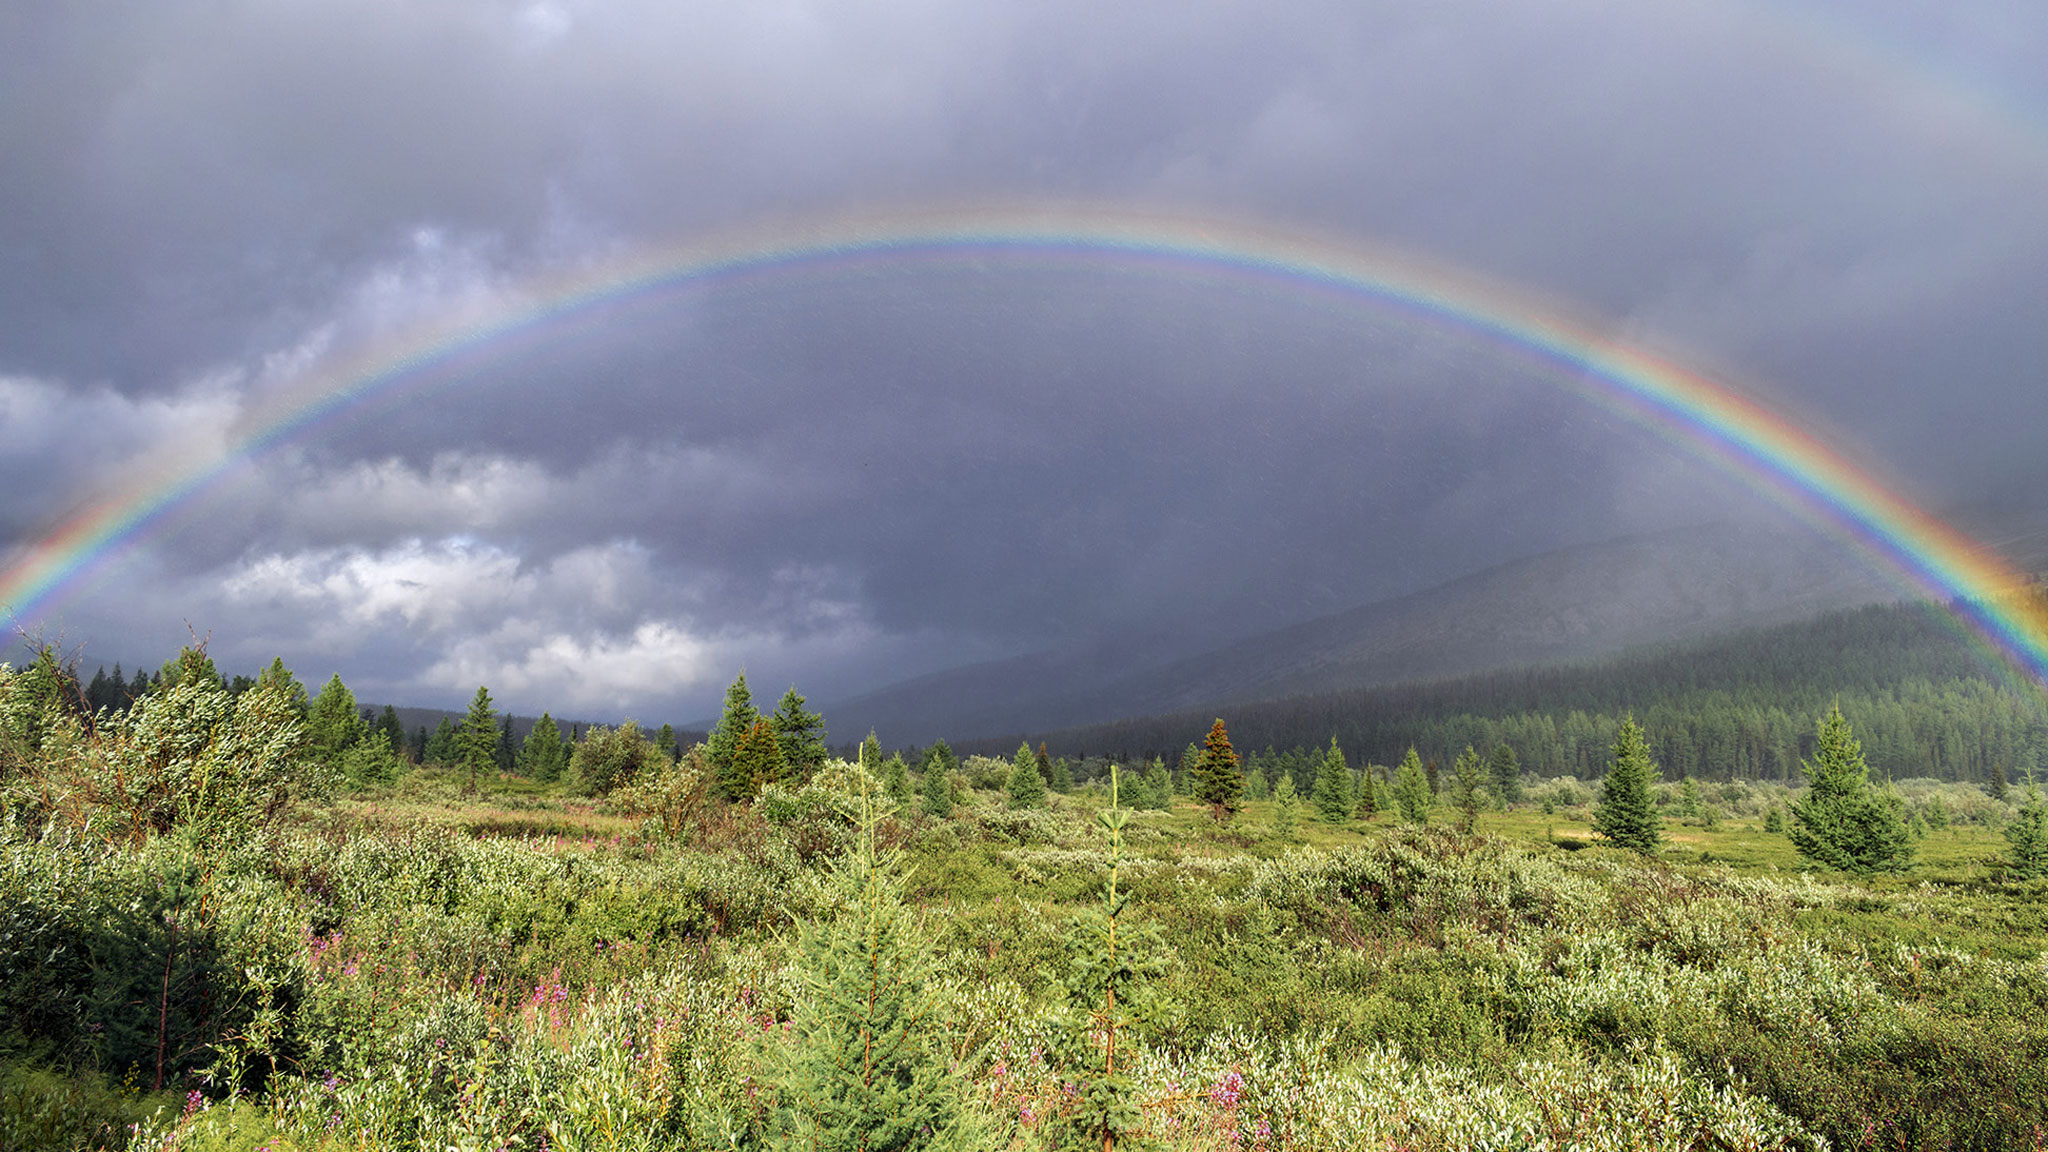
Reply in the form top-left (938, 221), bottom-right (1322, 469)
top-left (7, 747), bottom-right (2048, 1152)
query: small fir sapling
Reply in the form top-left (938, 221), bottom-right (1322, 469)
top-left (1008, 741), bottom-right (1049, 810)
top-left (1271, 774), bottom-right (1300, 840)
top-left (765, 774), bottom-right (979, 1151)
top-left (1049, 764), bottom-right (1163, 1152)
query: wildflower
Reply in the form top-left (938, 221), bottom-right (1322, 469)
top-left (1209, 1069), bottom-right (1246, 1110)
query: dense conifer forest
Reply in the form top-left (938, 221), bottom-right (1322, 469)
top-left (1039, 597), bottom-right (2048, 789)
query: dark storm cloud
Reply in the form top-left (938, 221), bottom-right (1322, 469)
top-left (4, 0), bottom-right (2046, 716)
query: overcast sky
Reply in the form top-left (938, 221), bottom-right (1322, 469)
top-left (4, 0), bottom-right (2046, 723)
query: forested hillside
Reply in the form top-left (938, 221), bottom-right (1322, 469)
top-left (1037, 596), bottom-right (2048, 788)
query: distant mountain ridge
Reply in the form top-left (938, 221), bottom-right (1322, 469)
top-left (827, 520), bottom-right (1898, 744)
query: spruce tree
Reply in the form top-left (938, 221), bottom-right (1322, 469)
top-left (1449, 745), bottom-right (1485, 834)
top-left (921, 739), bottom-right (957, 779)
top-left (425, 717), bottom-right (456, 765)
top-left (306, 674), bottom-right (363, 766)
top-left (1193, 718), bottom-right (1243, 820)
top-left (882, 754), bottom-right (911, 808)
top-left (1312, 736), bottom-right (1354, 823)
top-left (1788, 704), bottom-right (1911, 874)
top-left (859, 731), bottom-right (884, 775)
top-left (770, 686), bottom-right (828, 782)
top-left (1006, 741), bottom-right (1048, 810)
top-left (1487, 743), bottom-right (1523, 805)
top-left (1047, 754), bottom-right (1074, 794)
top-left (1593, 716), bottom-right (1662, 854)
top-left (766, 779), bottom-right (976, 1151)
top-left (1176, 743), bottom-right (1200, 796)
top-left (1392, 748), bottom-right (1433, 825)
top-left (1242, 760), bottom-right (1269, 801)
top-left (919, 758), bottom-right (953, 818)
top-left (719, 718), bottom-right (783, 802)
top-left (377, 704), bottom-right (405, 753)
top-left (1271, 775), bottom-right (1300, 841)
top-left (2004, 788), bottom-right (2048, 879)
top-left (1356, 765), bottom-right (1381, 820)
top-left (1141, 757), bottom-right (1174, 811)
top-left (707, 671), bottom-right (758, 775)
top-left (519, 712), bottom-right (567, 782)
top-left (458, 686), bottom-right (497, 795)
top-left (496, 715), bottom-right (518, 773)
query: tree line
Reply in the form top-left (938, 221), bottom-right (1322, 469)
top-left (1034, 598), bottom-right (2048, 787)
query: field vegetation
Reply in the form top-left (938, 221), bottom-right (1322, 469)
top-left (4, 649), bottom-right (2048, 1150)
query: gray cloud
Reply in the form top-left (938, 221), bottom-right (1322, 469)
top-left (5, 0), bottom-right (2045, 719)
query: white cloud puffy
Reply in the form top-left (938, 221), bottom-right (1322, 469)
top-left (420, 621), bottom-right (714, 713)
top-left (211, 535), bottom-right (883, 714)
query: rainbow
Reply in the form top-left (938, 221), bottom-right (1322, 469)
top-left (4, 204), bottom-right (2045, 684)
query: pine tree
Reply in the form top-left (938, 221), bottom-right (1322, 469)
top-left (770, 686), bottom-right (828, 782)
top-left (1242, 760), bottom-right (1269, 801)
top-left (765, 781), bottom-right (975, 1151)
top-left (424, 719), bottom-right (454, 764)
top-left (377, 705), bottom-right (406, 754)
top-left (1047, 754), bottom-right (1074, 794)
top-left (306, 674), bottom-right (363, 766)
top-left (2004, 788), bottom-right (2048, 879)
top-left (1193, 718), bottom-right (1243, 820)
top-left (1271, 775), bottom-right (1300, 841)
top-left (1449, 746), bottom-right (1484, 834)
top-left (1356, 765), bottom-right (1381, 820)
top-left (721, 718), bottom-right (786, 801)
top-left (707, 672), bottom-right (758, 775)
top-left (1047, 765), bottom-right (1159, 1152)
top-left (1007, 740), bottom-right (1048, 810)
top-left (1593, 716), bottom-right (1662, 854)
top-left (1788, 704), bottom-right (1912, 874)
top-left (1487, 743), bottom-right (1523, 805)
top-left (1312, 736), bottom-right (1354, 823)
top-left (919, 757), bottom-right (953, 819)
top-left (457, 687), bottom-right (497, 794)
top-left (882, 754), bottom-right (911, 808)
top-left (1676, 777), bottom-right (1704, 821)
top-left (1392, 748), bottom-right (1433, 825)
top-left (1141, 757), bottom-right (1174, 811)
top-left (1176, 743), bottom-right (1199, 796)
top-left (496, 715), bottom-right (518, 773)
top-left (921, 739), bottom-right (957, 779)
top-left (657, 723), bottom-right (679, 762)
top-left (519, 712), bottom-right (567, 781)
